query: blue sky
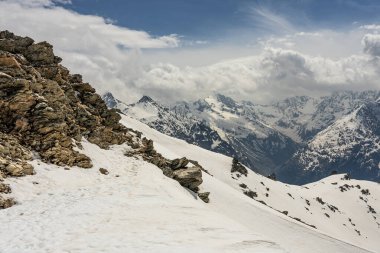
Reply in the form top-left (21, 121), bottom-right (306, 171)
top-left (61, 0), bottom-right (380, 43)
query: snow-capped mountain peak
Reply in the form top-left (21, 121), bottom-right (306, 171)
top-left (138, 95), bottom-right (156, 104)
top-left (280, 99), bottom-right (380, 184)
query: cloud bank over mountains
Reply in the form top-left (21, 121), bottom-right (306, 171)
top-left (1, 0), bottom-right (379, 104)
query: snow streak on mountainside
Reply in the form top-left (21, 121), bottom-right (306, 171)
top-left (280, 99), bottom-right (380, 184)
top-left (105, 90), bottom-right (380, 184)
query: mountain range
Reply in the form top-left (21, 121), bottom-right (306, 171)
top-left (103, 90), bottom-right (380, 184)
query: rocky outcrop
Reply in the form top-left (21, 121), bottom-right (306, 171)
top-left (0, 30), bottom-right (133, 208)
top-left (126, 137), bottom-right (205, 194)
top-left (0, 30), bottom-right (207, 208)
top-left (0, 30), bottom-right (130, 169)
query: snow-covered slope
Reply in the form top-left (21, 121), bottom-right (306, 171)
top-left (1, 114), bottom-right (379, 253)
top-left (280, 99), bottom-right (380, 184)
top-left (121, 115), bottom-right (380, 252)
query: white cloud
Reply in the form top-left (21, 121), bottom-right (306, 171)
top-left (0, 0), bottom-right (180, 102)
top-left (131, 45), bottom-right (380, 103)
top-left (362, 34), bottom-right (380, 57)
top-left (7, 0), bottom-right (72, 7)
top-left (249, 7), bottom-right (296, 35)
top-left (0, 1), bottom-right (379, 104)
top-left (360, 24), bottom-right (380, 31)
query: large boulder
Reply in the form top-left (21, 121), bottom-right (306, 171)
top-left (172, 166), bottom-right (203, 192)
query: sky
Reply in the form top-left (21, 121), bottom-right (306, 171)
top-left (1, 0), bottom-right (380, 103)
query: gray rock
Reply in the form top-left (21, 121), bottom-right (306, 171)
top-left (171, 157), bottom-right (189, 170)
top-left (162, 167), bottom-right (174, 178)
top-left (172, 166), bottom-right (203, 192)
top-left (198, 192), bottom-right (210, 203)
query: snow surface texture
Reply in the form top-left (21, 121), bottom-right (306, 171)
top-left (0, 114), bottom-right (378, 253)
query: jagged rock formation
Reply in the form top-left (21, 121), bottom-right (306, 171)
top-left (0, 31), bottom-right (206, 207)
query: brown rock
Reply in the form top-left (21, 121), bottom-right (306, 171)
top-left (25, 41), bottom-right (57, 65)
top-left (0, 55), bottom-right (21, 69)
top-left (0, 196), bottom-right (16, 209)
top-left (5, 162), bottom-right (34, 177)
top-left (99, 168), bottom-right (109, 175)
top-left (0, 183), bottom-right (11, 193)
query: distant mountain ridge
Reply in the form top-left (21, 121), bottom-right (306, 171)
top-left (103, 90), bottom-right (380, 184)
top-left (103, 92), bottom-right (237, 159)
top-left (280, 99), bottom-right (380, 184)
